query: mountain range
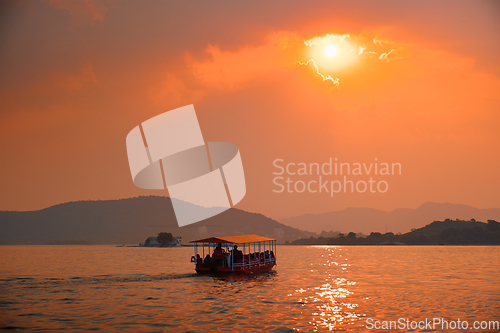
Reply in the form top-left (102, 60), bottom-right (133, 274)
top-left (0, 196), bottom-right (313, 245)
top-left (2, 198), bottom-right (498, 245)
top-left (279, 202), bottom-right (500, 234)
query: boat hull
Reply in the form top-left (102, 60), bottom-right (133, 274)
top-left (195, 261), bottom-right (275, 275)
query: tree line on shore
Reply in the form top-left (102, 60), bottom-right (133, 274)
top-left (288, 219), bottom-right (500, 245)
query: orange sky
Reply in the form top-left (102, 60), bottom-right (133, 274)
top-left (1, 0), bottom-right (499, 219)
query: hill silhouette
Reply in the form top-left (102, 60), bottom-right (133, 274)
top-left (0, 196), bottom-right (313, 245)
top-left (279, 202), bottom-right (500, 234)
top-left (290, 219), bottom-right (500, 245)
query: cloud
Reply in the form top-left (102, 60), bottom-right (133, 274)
top-left (146, 73), bottom-right (196, 109)
top-left (295, 59), bottom-right (339, 87)
top-left (0, 64), bottom-right (99, 117)
top-left (187, 32), bottom-right (299, 91)
top-left (378, 49), bottom-right (394, 61)
top-left (185, 31), bottom-right (409, 91)
top-left (44, 0), bottom-right (109, 25)
top-left (305, 33), bottom-right (408, 61)
top-left (304, 34), bottom-right (350, 47)
top-left (297, 32), bottom-right (410, 87)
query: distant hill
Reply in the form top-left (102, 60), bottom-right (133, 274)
top-left (291, 219), bottom-right (500, 245)
top-left (399, 218), bottom-right (500, 245)
top-left (279, 202), bottom-right (500, 234)
top-left (0, 196), bottom-right (314, 245)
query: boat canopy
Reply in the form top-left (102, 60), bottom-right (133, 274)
top-left (190, 234), bottom-right (276, 244)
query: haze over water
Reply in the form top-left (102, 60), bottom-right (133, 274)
top-left (1, 245), bottom-right (498, 332)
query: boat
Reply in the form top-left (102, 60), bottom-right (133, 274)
top-left (190, 234), bottom-right (277, 275)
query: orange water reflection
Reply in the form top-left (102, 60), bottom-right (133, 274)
top-left (288, 247), bottom-right (363, 331)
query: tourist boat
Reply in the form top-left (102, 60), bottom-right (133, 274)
top-left (190, 234), bottom-right (277, 275)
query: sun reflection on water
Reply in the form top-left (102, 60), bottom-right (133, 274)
top-left (288, 247), bottom-right (364, 331)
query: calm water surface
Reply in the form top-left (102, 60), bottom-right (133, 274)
top-left (0, 246), bottom-right (498, 332)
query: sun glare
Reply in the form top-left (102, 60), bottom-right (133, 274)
top-left (325, 45), bottom-right (337, 57)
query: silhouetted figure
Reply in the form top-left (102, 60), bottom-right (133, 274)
top-left (204, 254), bottom-right (211, 267)
top-left (212, 243), bottom-right (225, 259)
top-left (212, 243), bottom-right (224, 260)
top-left (212, 243), bottom-right (225, 268)
top-left (232, 245), bottom-right (243, 262)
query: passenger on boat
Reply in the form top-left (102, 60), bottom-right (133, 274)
top-left (232, 245), bottom-right (243, 262)
top-left (204, 254), bottom-right (211, 267)
top-left (212, 243), bottom-right (225, 259)
top-left (270, 251), bottom-right (275, 258)
top-left (212, 243), bottom-right (225, 266)
top-left (196, 254), bottom-right (202, 265)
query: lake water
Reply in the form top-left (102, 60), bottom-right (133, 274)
top-left (0, 245), bottom-right (498, 332)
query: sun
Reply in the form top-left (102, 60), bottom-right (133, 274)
top-left (325, 44), bottom-right (337, 57)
